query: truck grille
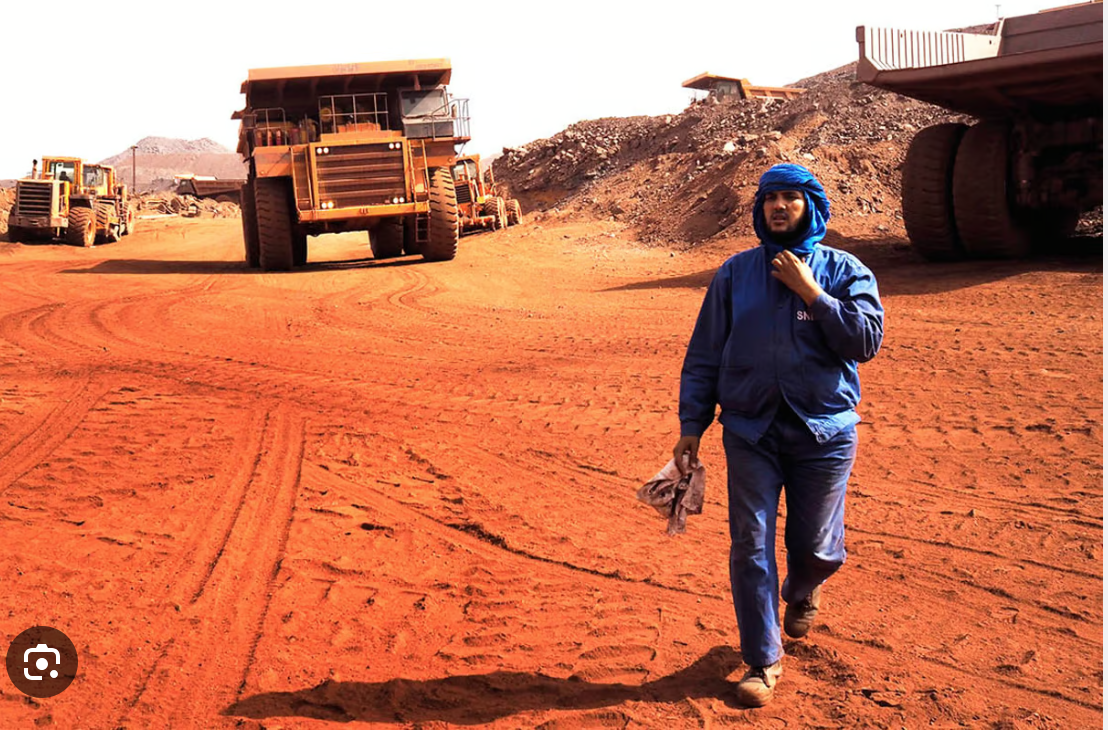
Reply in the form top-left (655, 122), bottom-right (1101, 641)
top-left (456, 181), bottom-right (472, 205)
top-left (315, 143), bottom-right (406, 209)
top-left (15, 180), bottom-right (53, 216)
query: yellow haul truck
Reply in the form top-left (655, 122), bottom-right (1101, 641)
top-left (8, 157), bottom-right (135, 246)
top-left (234, 59), bottom-right (470, 270)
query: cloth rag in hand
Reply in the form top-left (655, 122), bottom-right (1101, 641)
top-left (636, 457), bottom-right (706, 535)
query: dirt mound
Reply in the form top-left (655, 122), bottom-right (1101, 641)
top-left (494, 62), bottom-right (975, 245)
top-left (135, 192), bottom-right (240, 219)
top-left (126, 136), bottom-right (233, 156)
top-left (0, 187), bottom-right (12, 238)
top-left (100, 137), bottom-right (245, 194)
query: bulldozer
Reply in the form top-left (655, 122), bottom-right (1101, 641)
top-left (233, 58), bottom-right (473, 270)
top-left (8, 157), bottom-right (136, 246)
top-left (452, 154), bottom-right (522, 234)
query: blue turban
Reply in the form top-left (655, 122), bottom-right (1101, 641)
top-left (752, 163), bottom-right (831, 257)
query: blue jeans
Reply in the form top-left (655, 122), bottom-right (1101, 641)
top-left (723, 404), bottom-right (857, 666)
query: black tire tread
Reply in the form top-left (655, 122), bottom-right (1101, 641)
top-left (953, 121), bottom-right (1033, 259)
top-left (402, 217), bottom-right (419, 256)
top-left (424, 168), bottom-right (459, 261)
top-left (65, 207), bottom-right (96, 247)
top-left (255, 178), bottom-right (295, 271)
top-left (506, 198), bottom-right (523, 226)
top-left (241, 179), bottom-right (260, 267)
top-left (902, 123), bottom-right (967, 261)
top-left (293, 231), bottom-right (308, 267)
top-left (481, 197), bottom-right (504, 230)
top-left (371, 218), bottom-right (404, 259)
top-left (96, 202), bottom-right (119, 244)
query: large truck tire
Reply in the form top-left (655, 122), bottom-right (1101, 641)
top-left (6, 225), bottom-right (27, 243)
top-left (241, 179), bottom-right (260, 268)
top-left (481, 197), bottom-right (505, 230)
top-left (423, 167), bottom-right (458, 262)
top-left (506, 198), bottom-right (523, 226)
top-left (65, 207), bottom-right (96, 247)
top-left (953, 121), bottom-right (1034, 259)
top-left (293, 231), bottom-right (308, 267)
top-left (255, 178), bottom-right (295, 271)
top-left (96, 202), bottom-right (120, 244)
top-left (902, 123), bottom-right (968, 261)
top-left (371, 217), bottom-right (404, 259)
top-left (402, 216), bottom-right (420, 256)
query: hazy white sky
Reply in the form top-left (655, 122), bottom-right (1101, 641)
top-left (1, 0), bottom-right (1060, 179)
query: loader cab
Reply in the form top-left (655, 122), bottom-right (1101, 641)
top-left (82, 165), bottom-right (112, 196)
top-left (452, 156), bottom-right (485, 207)
top-left (44, 158), bottom-right (79, 184)
top-left (452, 158), bottom-right (478, 185)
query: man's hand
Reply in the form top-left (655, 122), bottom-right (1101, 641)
top-left (771, 250), bottom-right (824, 306)
top-left (673, 435), bottom-right (700, 474)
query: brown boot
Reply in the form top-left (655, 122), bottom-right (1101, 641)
top-left (736, 659), bottom-right (783, 707)
top-left (784, 585), bottom-right (821, 638)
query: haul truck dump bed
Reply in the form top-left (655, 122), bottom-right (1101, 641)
top-left (856, 1), bottom-right (1102, 260)
top-left (234, 59), bottom-right (469, 270)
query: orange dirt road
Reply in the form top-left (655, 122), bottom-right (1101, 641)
top-left (0, 216), bottom-right (1101, 729)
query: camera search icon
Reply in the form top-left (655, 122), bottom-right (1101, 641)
top-left (5, 627), bottom-right (78, 697)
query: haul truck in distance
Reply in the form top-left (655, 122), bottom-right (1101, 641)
top-left (8, 157), bottom-right (135, 246)
top-left (234, 59), bottom-right (470, 270)
top-left (857, 1), bottom-right (1102, 260)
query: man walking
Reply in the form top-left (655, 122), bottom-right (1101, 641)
top-left (674, 163), bottom-right (884, 707)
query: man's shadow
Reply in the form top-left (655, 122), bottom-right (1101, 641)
top-left (225, 645), bottom-right (746, 725)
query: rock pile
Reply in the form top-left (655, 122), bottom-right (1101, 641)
top-left (136, 193), bottom-right (240, 218)
top-left (0, 188), bottom-right (13, 239)
top-left (494, 61), bottom-right (978, 244)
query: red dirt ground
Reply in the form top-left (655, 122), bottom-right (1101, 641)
top-left (0, 215), bottom-right (1101, 729)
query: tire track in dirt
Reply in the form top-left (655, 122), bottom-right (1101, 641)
top-left (309, 266), bottom-right (439, 336)
top-left (118, 403), bottom-right (305, 728)
top-left (360, 434), bottom-right (724, 597)
top-left (387, 268), bottom-right (438, 313)
top-left (62, 398), bottom-right (270, 729)
top-left (0, 373), bottom-right (105, 496)
top-left (856, 478), bottom-right (1103, 531)
top-left (304, 464), bottom-right (716, 602)
top-left (0, 273), bottom-right (218, 365)
top-left (295, 463), bottom-right (676, 690)
top-left (845, 525), bottom-right (1103, 633)
top-left (817, 626), bottom-right (1103, 713)
top-left (134, 404), bottom-right (272, 603)
top-left (847, 525), bottom-right (1101, 582)
top-left (836, 540), bottom-right (1101, 708)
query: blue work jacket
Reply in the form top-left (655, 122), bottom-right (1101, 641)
top-left (679, 242), bottom-right (884, 445)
